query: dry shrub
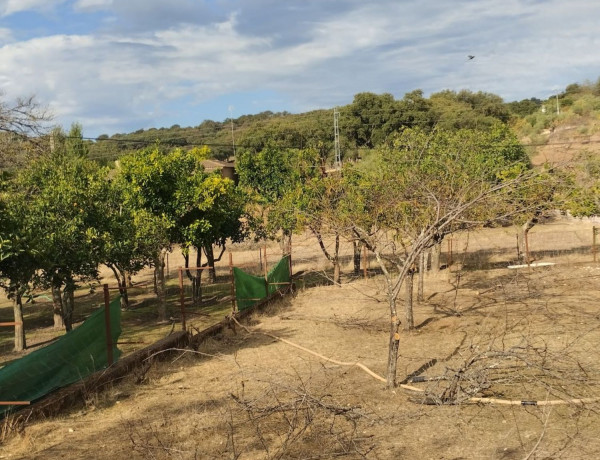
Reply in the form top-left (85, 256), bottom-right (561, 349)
top-left (125, 373), bottom-right (375, 460)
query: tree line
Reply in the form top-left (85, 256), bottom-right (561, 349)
top-left (82, 77), bottom-right (600, 169)
top-left (0, 122), bottom-right (246, 352)
top-left (81, 89), bottom-right (543, 163)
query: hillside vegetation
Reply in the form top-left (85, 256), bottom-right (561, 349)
top-left (85, 78), bottom-right (600, 167)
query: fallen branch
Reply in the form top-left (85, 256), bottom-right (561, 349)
top-left (230, 316), bottom-right (600, 407)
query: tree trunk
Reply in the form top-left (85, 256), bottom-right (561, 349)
top-left (417, 251), bottom-right (425, 302)
top-left (333, 260), bottom-right (341, 285)
top-left (333, 234), bottom-right (341, 285)
top-left (119, 276), bottom-right (129, 310)
top-left (118, 269), bottom-right (129, 310)
top-left (153, 269), bottom-right (158, 295)
top-left (204, 245), bottom-right (217, 284)
top-left (518, 217), bottom-right (537, 263)
top-left (280, 232), bottom-right (292, 257)
top-left (386, 296), bottom-right (401, 389)
top-left (431, 242), bottom-right (441, 273)
top-left (62, 277), bottom-right (76, 332)
top-left (353, 240), bottom-right (362, 276)
top-left (404, 269), bottom-right (414, 331)
top-left (125, 270), bottom-right (133, 288)
top-left (194, 250), bottom-right (203, 304)
top-left (184, 250), bottom-right (203, 306)
top-left (52, 283), bottom-right (64, 330)
top-left (13, 291), bottom-right (25, 352)
top-left (155, 250), bottom-right (167, 322)
top-left (312, 228), bottom-right (341, 285)
top-left (109, 265), bottom-right (129, 309)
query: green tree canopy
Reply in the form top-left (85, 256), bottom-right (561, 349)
top-left (118, 145), bottom-right (246, 311)
top-left (237, 145), bottom-right (321, 242)
top-left (329, 125), bottom-right (541, 388)
top-left (13, 148), bottom-right (110, 330)
top-left (430, 90), bottom-right (510, 130)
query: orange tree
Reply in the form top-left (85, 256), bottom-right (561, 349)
top-left (335, 125), bottom-right (546, 388)
top-left (11, 145), bottom-right (110, 331)
top-left (117, 145), bottom-right (246, 316)
top-left (237, 144), bottom-right (320, 253)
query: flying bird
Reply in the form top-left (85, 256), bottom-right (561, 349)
top-left (467, 55), bottom-right (475, 60)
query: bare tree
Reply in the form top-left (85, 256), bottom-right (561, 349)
top-left (0, 95), bottom-right (50, 135)
top-left (0, 93), bottom-right (52, 167)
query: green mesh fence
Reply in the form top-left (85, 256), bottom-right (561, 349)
top-left (0, 296), bottom-right (122, 416)
top-left (267, 255), bottom-right (291, 295)
top-left (234, 256), bottom-right (290, 311)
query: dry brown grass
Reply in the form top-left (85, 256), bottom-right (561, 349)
top-left (3, 220), bottom-right (600, 458)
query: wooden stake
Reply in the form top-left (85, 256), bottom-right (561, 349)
top-left (363, 245), bottom-right (368, 279)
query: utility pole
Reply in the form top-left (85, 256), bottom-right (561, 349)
top-left (333, 108), bottom-right (341, 169)
top-left (556, 94), bottom-right (560, 115)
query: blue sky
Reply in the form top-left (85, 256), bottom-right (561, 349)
top-left (0, 0), bottom-right (599, 137)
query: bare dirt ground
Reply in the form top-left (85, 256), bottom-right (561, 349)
top-left (528, 117), bottom-right (600, 167)
top-left (3, 219), bottom-right (600, 459)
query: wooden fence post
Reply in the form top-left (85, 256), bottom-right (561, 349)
top-left (363, 245), bottom-right (368, 279)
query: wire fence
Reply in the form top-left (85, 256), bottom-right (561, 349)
top-left (283, 221), bottom-right (600, 283)
top-left (441, 224), bottom-right (599, 272)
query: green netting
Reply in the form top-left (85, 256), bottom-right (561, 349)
top-left (233, 267), bottom-right (267, 311)
top-left (267, 255), bottom-right (291, 295)
top-left (234, 256), bottom-right (290, 311)
top-left (0, 297), bottom-right (122, 416)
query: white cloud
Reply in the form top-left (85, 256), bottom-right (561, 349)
top-left (73, 0), bottom-right (113, 11)
top-left (0, 27), bottom-right (13, 44)
top-left (0, 0), bottom-right (66, 16)
top-left (0, 0), bottom-right (599, 134)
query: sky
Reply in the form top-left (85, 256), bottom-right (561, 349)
top-left (0, 0), bottom-right (599, 137)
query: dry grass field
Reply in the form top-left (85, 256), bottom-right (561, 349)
top-left (2, 219), bottom-right (600, 459)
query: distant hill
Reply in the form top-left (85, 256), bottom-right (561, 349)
top-left (88, 110), bottom-right (297, 162)
top-left (86, 79), bottom-right (600, 168)
top-left (510, 81), bottom-right (600, 166)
